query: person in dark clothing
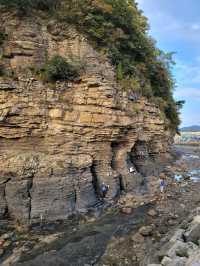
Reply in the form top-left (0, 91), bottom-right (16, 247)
top-left (100, 182), bottom-right (109, 198)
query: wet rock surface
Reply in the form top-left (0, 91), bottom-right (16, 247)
top-left (0, 204), bottom-right (151, 266)
top-left (0, 145), bottom-right (199, 266)
top-left (98, 145), bottom-right (200, 266)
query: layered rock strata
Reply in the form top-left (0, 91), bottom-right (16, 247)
top-left (0, 15), bottom-right (173, 224)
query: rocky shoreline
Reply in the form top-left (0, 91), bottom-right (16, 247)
top-left (0, 145), bottom-right (199, 266)
top-left (149, 212), bottom-right (200, 266)
top-left (99, 145), bottom-right (200, 266)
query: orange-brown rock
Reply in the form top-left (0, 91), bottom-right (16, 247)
top-left (0, 14), bottom-right (173, 224)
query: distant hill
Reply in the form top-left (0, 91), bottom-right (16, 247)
top-left (181, 125), bottom-right (200, 132)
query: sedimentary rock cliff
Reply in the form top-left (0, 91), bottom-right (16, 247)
top-left (0, 14), bottom-right (173, 224)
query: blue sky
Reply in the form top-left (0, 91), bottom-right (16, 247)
top-left (136, 0), bottom-right (200, 126)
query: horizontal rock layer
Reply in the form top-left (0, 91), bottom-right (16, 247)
top-left (0, 14), bottom-right (173, 224)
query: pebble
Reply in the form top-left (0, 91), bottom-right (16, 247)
top-left (121, 207), bottom-right (133, 215)
top-left (148, 209), bottom-right (157, 217)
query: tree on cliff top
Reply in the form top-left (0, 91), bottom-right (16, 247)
top-left (0, 0), bottom-right (183, 132)
top-left (60, 0), bottom-right (183, 132)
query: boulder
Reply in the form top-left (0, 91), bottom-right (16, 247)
top-left (176, 242), bottom-right (198, 258)
top-left (167, 257), bottom-right (187, 266)
top-left (158, 240), bottom-right (192, 260)
top-left (184, 242), bottom-right (199, 257)
top-left (139, 225), bottom-right (154, 236)
top-left (186, 250), bottom-right (200, 266)
top-left (184, 218), bottom-right (200, 244)
top-left (161, 256), bottom-right (172, 266)
top-left (193, 216), bottom-right (200, 224)
top-left (170, 229), bottom-right (185, 243)
top-left (161, 256), bottom-right (187, 266)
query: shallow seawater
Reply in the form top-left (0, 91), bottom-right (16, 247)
top-left (182, 154), bottom-right (200, 160)
top-left (189, 169), bottom-right (200, 182)
top-left (174, 171), bottom-right (200, 183)
top-left (174, 174), bottom-right (183, 182)
top-left (174, 145), bottom-right (200, 183)
top-left (189, 169), bottom-right (200, 175)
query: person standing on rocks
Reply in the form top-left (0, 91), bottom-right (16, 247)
top-left (159, 174), bottom-right (166, 193)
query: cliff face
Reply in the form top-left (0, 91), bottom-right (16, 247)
top-left (0, 15), bottom-right (173, 224)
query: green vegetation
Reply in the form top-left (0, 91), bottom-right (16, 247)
top-left (39, 55), bottom-right (81, 82)
top-left (0, 0), bottom-right (184, 131)
top-left (0, 0), bottom-right (59, 13)
top-left (58, 0), bottom-right (183, 131)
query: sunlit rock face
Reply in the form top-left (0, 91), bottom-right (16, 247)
top-left (0, 15), bottom-right (173, 224)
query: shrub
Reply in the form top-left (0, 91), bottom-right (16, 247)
top-left (41, 55), bottom-right (81, 82)
top-left (58, 0), bottom-right (183, 130)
